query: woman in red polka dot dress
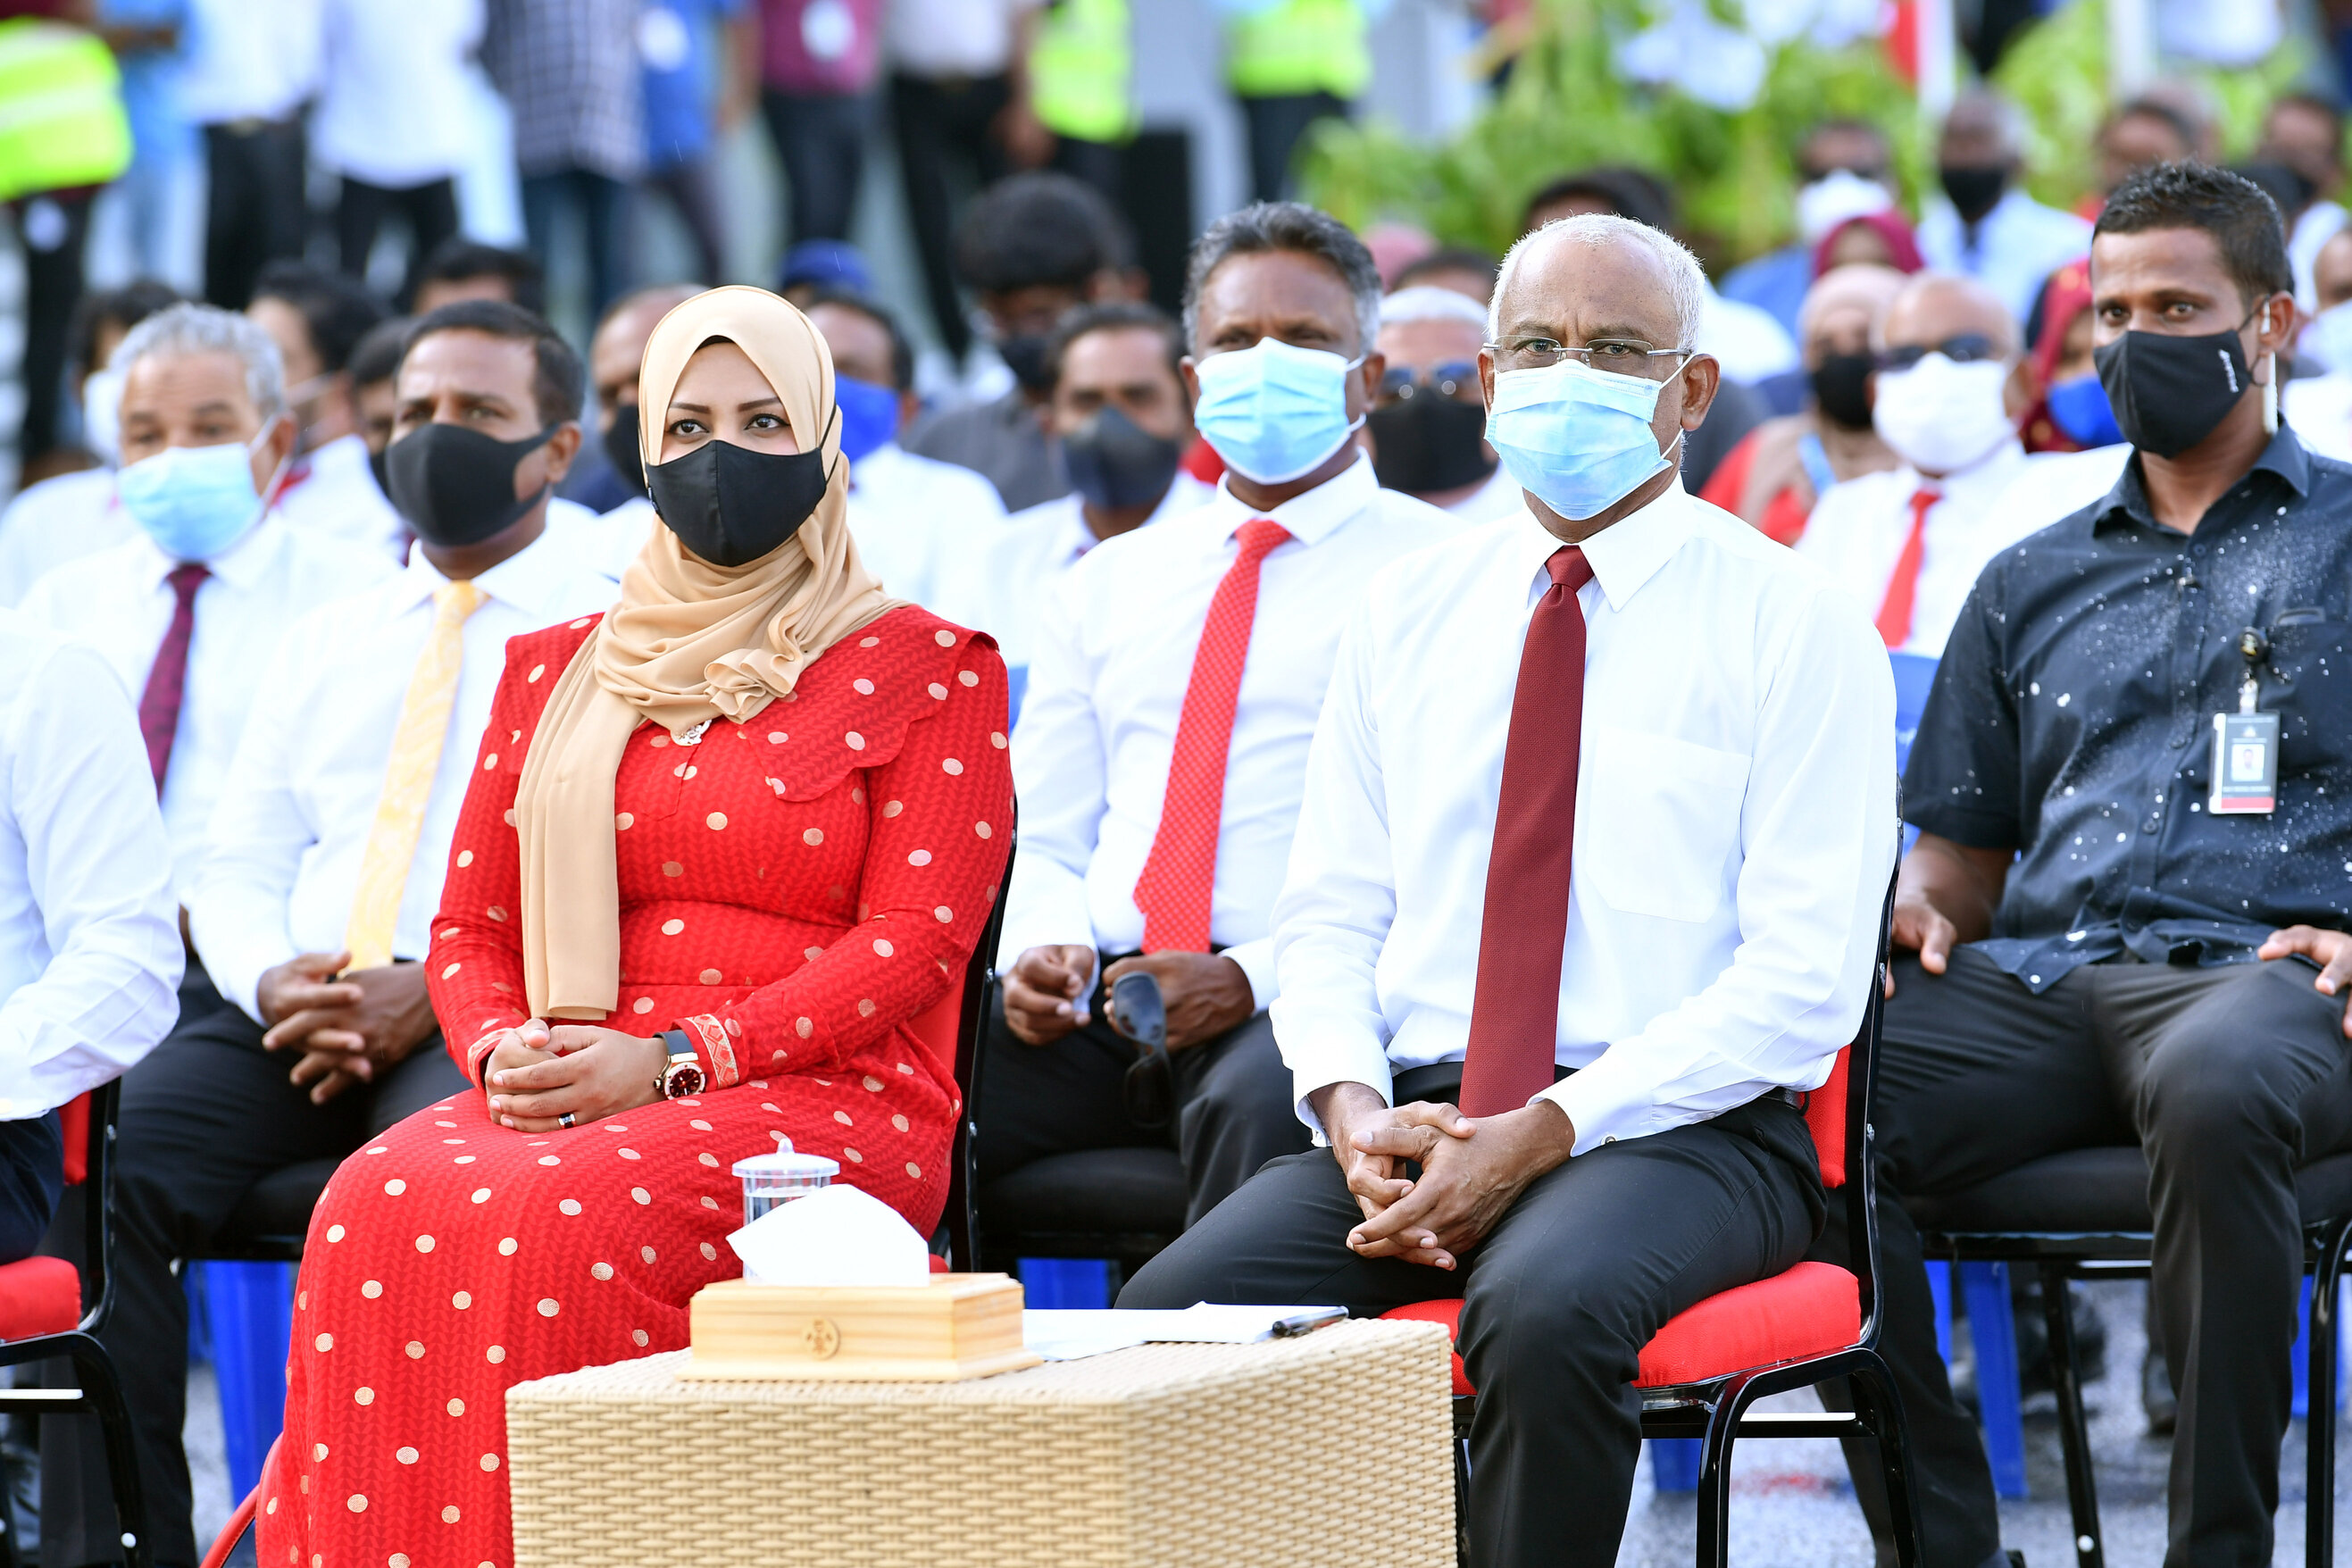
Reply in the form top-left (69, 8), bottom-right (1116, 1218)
top-left (260, 288), bottom-right (1012, 1568)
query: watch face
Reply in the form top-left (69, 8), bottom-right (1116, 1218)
top-left (667, 1063), bottom-right (705, 1098)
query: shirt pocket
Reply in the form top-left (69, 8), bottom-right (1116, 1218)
top-left (1578, 726), bottom-right (1749, 923)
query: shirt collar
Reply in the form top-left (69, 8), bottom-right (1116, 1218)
top-left (1905, 437), bottom-right (2030, 504)
top-left (2090, 425), bottom-right (2312, 535)
top-left (394, 521), bottom-right (588, 621)
top-left (1506, 477), bottom-right (1697, 614)
top-left (1209, 449), bottom-right (1378, 548)
top-left (133, 508), bottom-right (283, 589)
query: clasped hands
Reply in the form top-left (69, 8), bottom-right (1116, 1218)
top-left (481, 1021), bottom-right (668, 1131)
top-left (255, 952), bottom-right (437, 1104)
top-left (1311, 1080), bottom-right (1577, 1271)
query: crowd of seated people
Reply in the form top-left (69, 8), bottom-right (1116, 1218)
top-left (8, 71), bottom-right (2352, 1568)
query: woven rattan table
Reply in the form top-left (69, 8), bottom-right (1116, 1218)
top-left (505, 1317), bottom-right (1455, 1568)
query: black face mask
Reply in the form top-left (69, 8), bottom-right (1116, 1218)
top-left (997, 332), bottom-right (1054, 394)
top-left (385, 422), bottom-right (555, 548)
top-left (1939, 163), bottom-right (2008, 224)
top-left (366, 443), bottom-right (392, 499)
top-left (602, 402), bottom-right (644, 493)
top-left (1063, 406), bottom-right (1183, 513)
top-left (2093, 324), bottom-right (2256, 459)
top-left (646, 423), bottom-right (836, 568)
top-left (1810, 351), bottom-right (1876, 431)
top-left (1366, 393), bottom-right (1495, 496)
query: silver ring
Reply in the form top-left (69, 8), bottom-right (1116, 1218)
top-left (557, 1113), bottom-right (577, 1129)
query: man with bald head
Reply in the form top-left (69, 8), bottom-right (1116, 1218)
top-left (1796, 271), bottom-right (2058, 656)
top-left (1920, 88), bottom-right (2091, 326)
top-left (1122, 213), bottom-right (1899, 1568)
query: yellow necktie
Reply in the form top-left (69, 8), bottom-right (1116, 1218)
top-left (344, 579), bottom-right (484, 972)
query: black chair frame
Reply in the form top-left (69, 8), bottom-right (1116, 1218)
top-left (1918, 1214), bottom-right (2352, 1568)
top-left (940, 818), bottom-right (1015, 1272)
top-left (0, 1082), bottom-right (151, 1568)
top-left (1439, 881), bottom-right (1924, 1567)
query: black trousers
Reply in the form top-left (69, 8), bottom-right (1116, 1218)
top-left (977, 955), bottom-right (1311, 1226)
top-left (334, 175), bottom-right (459, 305)
top-left (38, 972), bottom-right (467, 1568)
top-left (0, 1113), bottom-right (61, 1266)
top-left (1849, 948), bottom-right (2352, 1568)
top-left (8, 191), bottom-right (90, 465)
top-left (760, 88), bottom-right (869, 248)
top-left (643, 158), bottom-right (727, 286)
top-left (888, 71), bottom-right (1012, 363)
top-left (519, 168), bottom-right (629, 321)
top-left (1238, 91), bottom-right (1351, 204)
top-left (202, 119), bottom-right (307, 310)
top-left (1121, 1077), bottom-right (1823, 1568)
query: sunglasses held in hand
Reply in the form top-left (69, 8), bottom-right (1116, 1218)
top-left (1107, 971), bottom-right (1172, 1130)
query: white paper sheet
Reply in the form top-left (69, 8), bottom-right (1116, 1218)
top-left (1021, 1304), bottom-right (1344, 1361)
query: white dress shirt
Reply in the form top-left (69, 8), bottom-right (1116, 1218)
top-left (1446, 464), bottom-right (1526, 525)
top-left (1272, 481), bottom-right (1897, 1152)
top-left (0, 470), bottom-right (135, 608)
top-left (14, 518), bottom-right (393, 903)
top-left (1002, 455), bottom-right (1459, 1005)
top-left (2290, 202), bottom-right (2348, 316)
top-left (1918, 188), bottom-right (2094, 329)
top-left (2286, 372), bottom-right (2352, 463)
top-left (275, 435), bottom-right (409, 562)
top-left (189, 529), bottom-right (620, 1022)
top-left (885, 0), bottom-right (1040, 78)
top-left (313, 0), bottom-right (484, 188)
top-left (0, 614), bottom-right (182, 1119)
top-left (1699, 284), bottom-right (1800, 384)
top-left (177, 0), bottom-right (322, 125)
top-left (845, 442), bottom-right (1008, 611)
top-left (545, 495), bottom-right (653, 581)
top-left (946, 471), bottom-right (1214, 671)
top-left (1795, 438), bottom-right (2056, 658)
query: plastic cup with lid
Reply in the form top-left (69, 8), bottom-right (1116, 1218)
top-left (732, 1148), bottom-right (841, 1227)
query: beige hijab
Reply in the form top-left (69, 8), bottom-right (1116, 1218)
top-left (514, 286), bottom-right (901, 1018)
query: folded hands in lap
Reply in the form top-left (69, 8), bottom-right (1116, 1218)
top-left (1309, 1081), bottom-right (1577, 1272)
top-left (257, 953), bottom-right (438, 1105)
top-left (483, 1022), bottom-right (668, 1131)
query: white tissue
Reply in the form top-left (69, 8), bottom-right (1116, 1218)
top-left (725, 1181), bottom-right (931, 1286)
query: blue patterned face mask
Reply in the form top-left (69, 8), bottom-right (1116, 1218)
top-left (1190, 337), bottom-right (1365, 484)
top-left (2046, 372), bottom-right (2124, 448)
top-left (1484, 359), bottom-right (1683, 521)
top-left (115, 436), bottom-right (270, 561)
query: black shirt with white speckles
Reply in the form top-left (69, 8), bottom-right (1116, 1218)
top-left (1906, 426), bottom-right (2352, 993)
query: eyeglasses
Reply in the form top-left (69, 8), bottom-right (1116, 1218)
top-left (1876, 334), bottom-right (2001, 371)
top-left (1379, 360), bottom-right (1480, 402)
top-left (1483, 338), bottom-right (1694, 379)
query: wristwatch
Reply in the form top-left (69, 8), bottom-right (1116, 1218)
top-left (655, 1030), bottom-right (705, 1099)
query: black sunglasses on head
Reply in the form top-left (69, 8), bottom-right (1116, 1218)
top-left (1877, 334), bottom-right (2001, 371)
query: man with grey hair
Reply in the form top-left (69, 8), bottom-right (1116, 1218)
top-left (986, 202), bottom-right (1458, 1228)
top-left (1919, 88), bottom-right (2093, 326)
top-left (1123, 213), bottom-right (1901, 1568)
top-left (1369, 285), bottom-right (1519, 521)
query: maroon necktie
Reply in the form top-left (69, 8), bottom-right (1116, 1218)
top-left (1458, 546), bottom-right (1594, 1118)
top-left (137, 563), bottom-right (210, 791)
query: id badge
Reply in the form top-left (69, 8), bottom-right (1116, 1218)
top-left (2209, 710), bottom-right (2281, 814)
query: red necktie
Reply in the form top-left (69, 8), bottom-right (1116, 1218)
top-left (1874, 488), bottom-right (1938, 649)
top-left (138, 563), bottom-right (210, 791)
top-left (1133, 518), bottom-right (1292, 953)
top-left (1459, 546), bottom-right (1595, 1118)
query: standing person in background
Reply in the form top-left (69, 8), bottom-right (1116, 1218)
top-left (1701, 263), bottom-right (1904, 546)
top-left (955, 300), bottom-right (1210, 684)
top-left (1025, 0), bottom-right (1134, 200)
top-left (484, 0), bottom-right (643, 321)
top-left (638, 0), bottom-right (757, 287)
top-left (2261, 92), bottom-right (2348, 315)
top-left (758, 0), bottom-right (884, 248)
top-left (412, 238), bottom-right (548, 317)
top-left (905, 171), bottom-right (1138, 511)
top-left (92, 0), bottom-right (196, 290)
top-left (2285, 227), bottom-right (2352, 460)
top-left (1723, 117), bottom-right (1900, 341)
top-left (315, 0), bottom-right (479, 307)
top-left (179, 0), bottom-right (318, 310)
top-left (1918, 88), bottom-right (2093, 329)
top-left (887, 0), bottom-right (1043, 365)
top-left (807, 289), bottom-right (1007, 606)
top-left (246, 262), bottom-right (409, 561)
top-left (1369, 285), bottom-right (1516, 522)
top-left (2089, 95), bottom-right (2199, 211)
top-left (1224, 0), bottom-right (1367, 204)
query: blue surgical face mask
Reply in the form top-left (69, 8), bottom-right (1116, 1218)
top-left (1485, 360), bottom-right (1682, 521)
top-left (2045, 371), bottom-right (2124, 448)
top-left (115, 436), bottom-right (271, 562)
top-left (2307, 300), bottom-right (2352, 375)
top-left (1190, 336), bottom-right (1364, 485)
top-left (833, 376), bottom-right (901, 463)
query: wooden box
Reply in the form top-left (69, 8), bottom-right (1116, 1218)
top-left (681, 1272), bottom-right (1043, 1381)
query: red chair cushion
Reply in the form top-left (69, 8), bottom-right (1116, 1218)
top-left (927, 1252), bottom-right (950, 1274)
top-left (1380, 1261), bottom-right (1862, 1395)
top-left (1805, 1048), bottom-right (1847, 1189)
top-left (58, 1096), bottom-right (88, 1187)
top-left (0, 1256), bottom-right (82, 1340)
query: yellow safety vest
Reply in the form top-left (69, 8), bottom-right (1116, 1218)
top-left (1030, 0), bottom-right (1135, 145)
top-left (1224, 0), bottom-right (1370, 101)
top-left (0, 20), bottom-right (130, 202)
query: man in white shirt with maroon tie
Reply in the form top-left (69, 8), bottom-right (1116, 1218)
top-left (987, 203), bottom-right (1456, 1226)
top-left (1122, 214), bottom-right (1899, 1568)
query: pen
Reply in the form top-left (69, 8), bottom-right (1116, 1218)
top-left (1271, 1305), bottom-right (1347, 1338)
